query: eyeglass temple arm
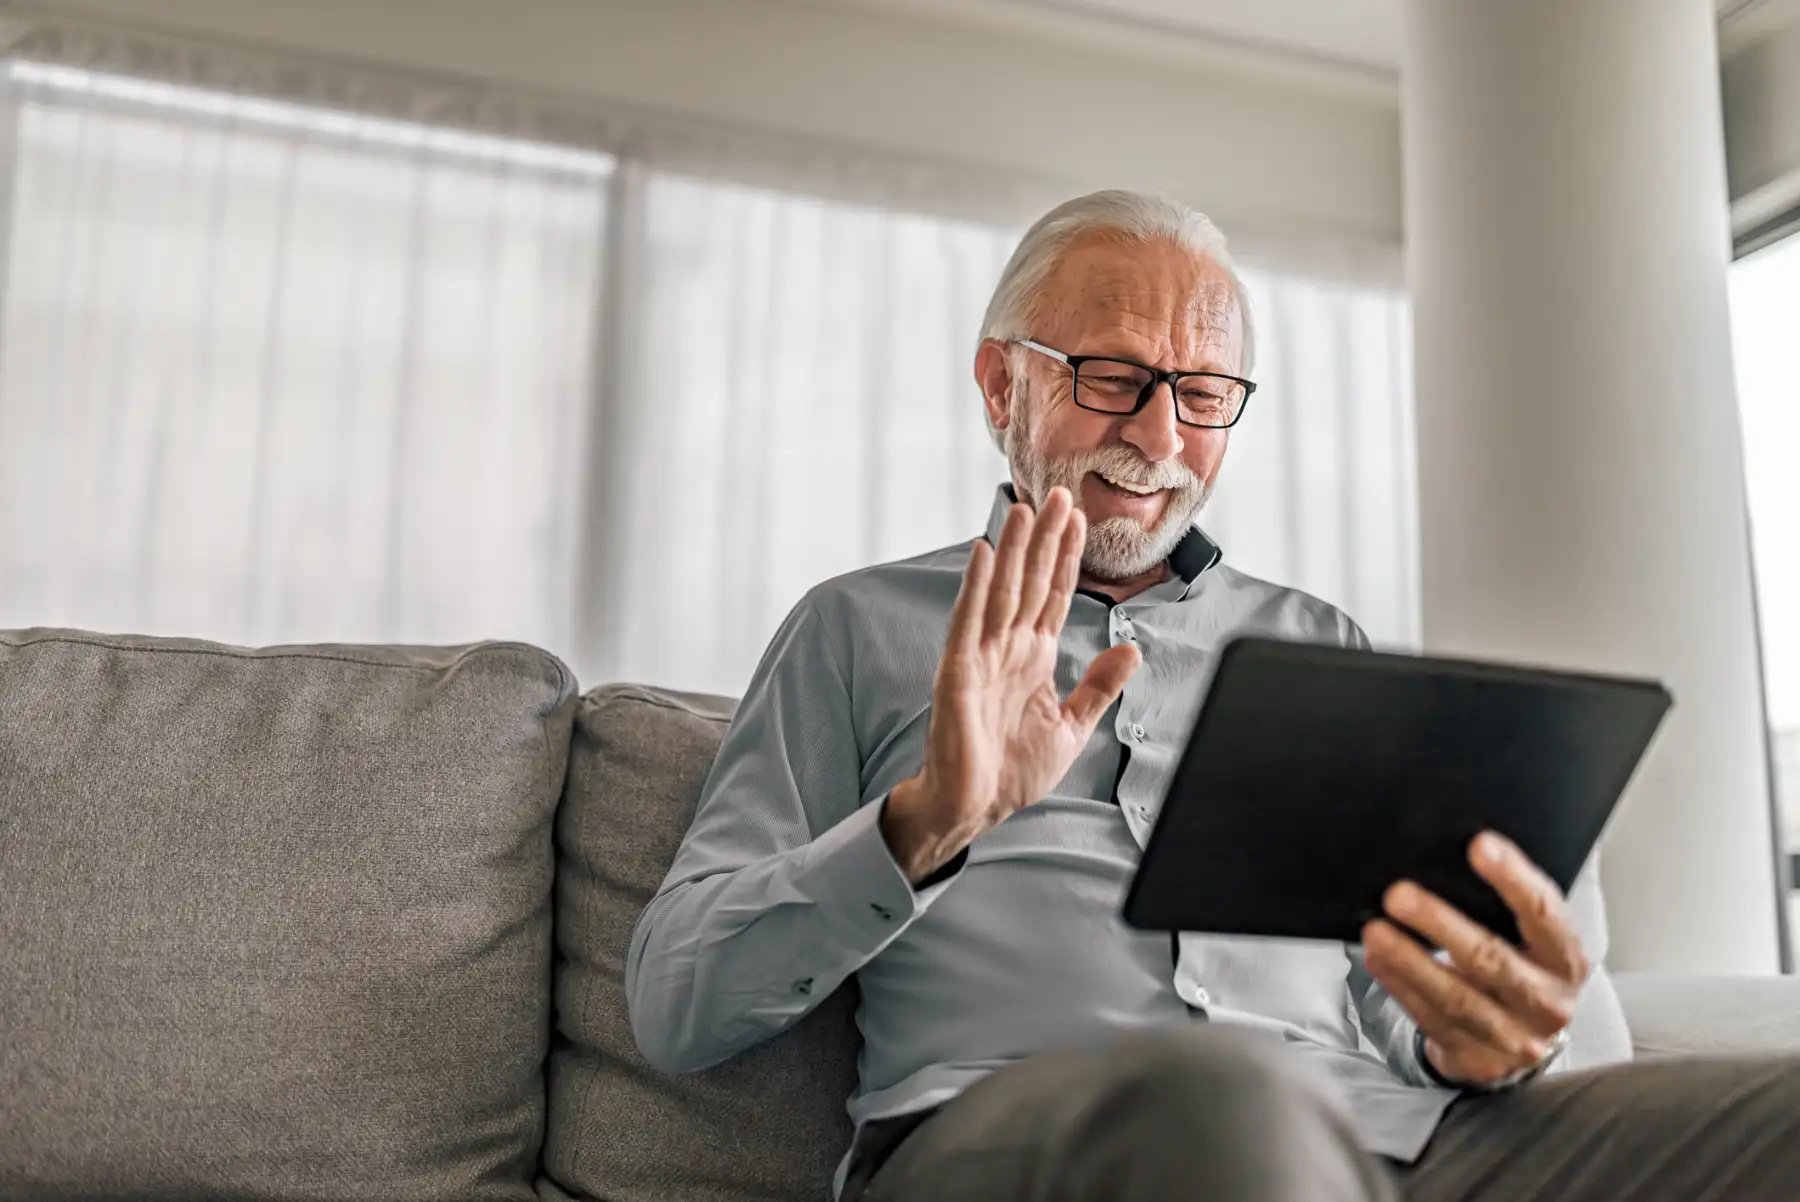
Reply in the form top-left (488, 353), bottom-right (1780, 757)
top-left (1015, 339), bottom-right (1070, 365)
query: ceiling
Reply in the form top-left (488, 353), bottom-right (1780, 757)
top-left (840, 0), bottom-right (1798, 88)
top-left (998, 0), bottom-right (1403, 74)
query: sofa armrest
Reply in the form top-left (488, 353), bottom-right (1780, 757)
top-left (1614, 972), bottom-right (1800, 1058)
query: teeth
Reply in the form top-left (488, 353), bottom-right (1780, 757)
top-left (1100, 473), bottom-right (1157, 495)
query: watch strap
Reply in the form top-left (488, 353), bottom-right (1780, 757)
top-left (1414, 1025), bottom-right (1569, 1093)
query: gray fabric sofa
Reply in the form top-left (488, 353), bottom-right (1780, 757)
top-left (2, 629), bottom-right (1796, 1202)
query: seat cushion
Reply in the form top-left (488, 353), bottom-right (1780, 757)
top-left (0, 629), bottom-right (576, 1202)
top-left (1615, 972), bottom-right (1800, 1058)
top-left (542, 684), bottom-right (859, 1202)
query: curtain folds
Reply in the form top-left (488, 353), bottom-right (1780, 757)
top-left (0, 60), bottom-right (608, 651)
top-left (0, 41), bottom-right (1420, 697)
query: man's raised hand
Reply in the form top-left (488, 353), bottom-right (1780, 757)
top-left (880, 487), bottom-right (1142, 883)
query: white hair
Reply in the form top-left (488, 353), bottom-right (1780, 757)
top-left (979, 189), bottom-right (1256, 448)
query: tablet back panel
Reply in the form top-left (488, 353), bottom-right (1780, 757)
top-left (1122, 638), bottom-right (1671, 944)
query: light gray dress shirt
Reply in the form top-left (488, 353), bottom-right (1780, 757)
top-left (627, 486), bottom-right (1628, 1196)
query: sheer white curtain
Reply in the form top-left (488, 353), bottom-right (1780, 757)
top-left (0, 50), bottom-right (1418, 698)
top-left (582, 171), bottom-right (1015, 693)
top-left (0, 61), bottom-right (608, 651)
top-left (1209, 269), bottom-right (1418, 649)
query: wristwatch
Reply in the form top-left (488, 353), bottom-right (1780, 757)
top-left (1414, 1025), bottom-right (1570, 1093)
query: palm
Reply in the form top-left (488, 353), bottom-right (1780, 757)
top-left (919, 489), bottom-right (1140, 834)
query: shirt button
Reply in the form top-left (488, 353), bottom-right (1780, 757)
top-left (793, 978), bottom-right (814, 996)
top-left (1194, 987), bottom-right (1211, 1006)
top-left (1129, 723), bottom-right (1146, 741)
top-left (870, 903), bottom-right (895, 922)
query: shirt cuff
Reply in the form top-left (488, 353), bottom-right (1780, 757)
top-left (915, 846), bottom-right (968, 890)
top-left (804, 796), bottom-right (955, 950)
top-left (1411, 1027), bottom-right (1467, 1090)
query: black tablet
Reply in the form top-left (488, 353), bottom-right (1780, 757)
top-left (1121, 637), bottom-right (1671, 945)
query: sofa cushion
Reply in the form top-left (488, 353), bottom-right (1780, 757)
top-left (1615, 972), bottom-right (1800, 1058)
top-left (0, 629), bottom-right (576, 1202)
top-left (542, 684), bottom-right (859, 1202)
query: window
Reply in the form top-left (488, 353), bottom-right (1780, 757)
top-left (0, 61), bottom-right (608, 654)
top-left (0, 54), bottom-right (1419, 698)
top-left (1729, 233), bottom-right (1800, 957)
top-left (589, 170), bottom-right (1016, 693)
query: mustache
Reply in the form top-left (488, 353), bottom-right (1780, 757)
top-left (1067, 444), bottom-right (1202, 493)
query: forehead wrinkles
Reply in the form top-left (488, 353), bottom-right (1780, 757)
top-left (1030, 237), bottom-right (1240, 358)
top-left (1189, 283), bottom-right (1235, 334)
top-left (1096, 280), bottom-right (1240, 360)
top-left (1065, 262), bottom-right (1199, 309)
top-left (1043, 280), bottom-right (1234, 336)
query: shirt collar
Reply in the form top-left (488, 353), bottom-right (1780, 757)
top-left (984, 484), bottom-right (1222, 596)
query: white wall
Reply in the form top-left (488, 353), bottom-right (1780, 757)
top-left (2, 0), bottom-right (1404, 261)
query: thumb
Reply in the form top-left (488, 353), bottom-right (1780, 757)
top-left (1061, 643), bottom-right (1142, 733)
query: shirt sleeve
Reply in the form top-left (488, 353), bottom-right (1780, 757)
top-left (624, 590), bottom-right (956, 1074)
top-left (1347, 946), bottom-right (1440, 1088)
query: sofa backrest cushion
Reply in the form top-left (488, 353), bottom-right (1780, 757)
top-left (0, 630), bottom-right (576, 1202)
top-left (541, 684), bottom-right (859, 1202)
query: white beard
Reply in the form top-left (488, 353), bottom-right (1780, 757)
top-left (1005, 394), bottom-right (1213, 582)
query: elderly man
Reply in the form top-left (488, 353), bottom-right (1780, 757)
top-left (627, 191), bottom-right (1800, 1201)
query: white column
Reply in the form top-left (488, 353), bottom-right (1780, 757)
top-left (1401, 0), bottom-right (1782, 973)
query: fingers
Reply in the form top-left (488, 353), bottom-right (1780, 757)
top-left (982, 503), bottom-right (1031, 634)
top-left (1370, 855), bottom-right (1587, 1086)
top-left (1383, 881), bottom-right (1573, 1034)
top-left (1360, 945), bottom-right (1519, 1084)
top-left (1034, 506), bottom-right (1086, 638)
top-left (1470, 833), bottom-right (1590, 984)
top-left (1014, 488), bottom-right (1072, 631)
top-left (1363, 919), bottom-right (1549, 1066)
top-left (1062, 642), bottom-right (1141, 732)
top-left (1357, 942), bottom-right (1471, 1065)
top-left (945, 538), bottom-right (994, 662)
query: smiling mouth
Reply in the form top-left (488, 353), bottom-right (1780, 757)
top-left (1094, 472), bottom-right (1160, 497)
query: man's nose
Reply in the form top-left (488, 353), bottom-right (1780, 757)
top-left (1119, 380), bottom-right (1183, 463)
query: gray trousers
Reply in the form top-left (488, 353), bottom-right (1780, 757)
top-left (848, 1028), bottom-right (1800, 1202)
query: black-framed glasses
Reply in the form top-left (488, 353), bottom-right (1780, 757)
top-left (1014, 338), bottom-right (1255, 429)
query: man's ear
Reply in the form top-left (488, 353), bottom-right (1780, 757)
top-left (974, 339), bottom-right (1015, 436)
